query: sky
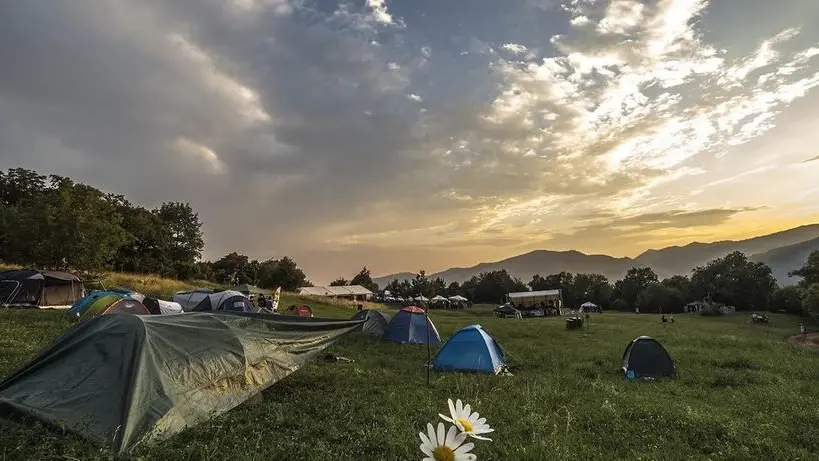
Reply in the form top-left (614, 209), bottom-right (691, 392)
top-left (1, 0), bottom-right (819, 284)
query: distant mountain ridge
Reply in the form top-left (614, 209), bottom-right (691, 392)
top-left (373, 224), bottom-right (819, 287)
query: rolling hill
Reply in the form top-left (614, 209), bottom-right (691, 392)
top-left (374, 224), bottom-right (819, 286)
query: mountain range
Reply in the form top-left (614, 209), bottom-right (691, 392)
top-left (373, 224), bottom-right (819, 287)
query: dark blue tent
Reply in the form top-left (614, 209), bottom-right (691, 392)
top-left (386, 306), bottom-right (441, 344)
top-left (433, 324), bottom-right (505, 374)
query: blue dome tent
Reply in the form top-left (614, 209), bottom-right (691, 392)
top-left (386, 306), bottom-right (441, 344)
top-left (432, 324), bottom-right (505, 374)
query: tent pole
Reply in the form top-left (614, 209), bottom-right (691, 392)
top-left (425, 309), bottom-right (431, 387)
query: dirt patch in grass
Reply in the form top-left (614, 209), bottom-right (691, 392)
top-left (787, 333), bottom-right (819, 348)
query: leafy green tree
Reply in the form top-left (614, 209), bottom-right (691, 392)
top-left (446, 282), bottom-right (461, 297)
top-left (637, 284), bottom-right (684, 313)
top-left (801, 284), bottom-right (819, 321)
top-left (156, 202), bottom-right (204, 279)
top-left (613, 267), bottom-right (659, 308)
top-left (112, 198), bottom-right (173, 276)
top-left (691, 251), bottom-right (777, 311)
top-left (574, 273), bottom-right (613, 308)
top-left (662, 275), bottom-right (695, 304)
top-left (257, 257), bottom-right (309, 291)
top-left (329, 278), bottom-right (349, 286)
top-left (790, 251), bottom-right (819, 288)
top-left (773, 286), bottom-right (805, 315)
top-left (350, 266), bottom-right (379, 292)
top-left (465, 270), bottom-right (528, 304)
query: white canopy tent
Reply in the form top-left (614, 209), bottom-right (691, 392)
top-left (430, 295), bottom-right (448, 302)
top-left (414, 295), bottom-right (429, 302)
top-left (448, 295), bottom-right (468, 302)
top-left (581, 302), bottom-right (598, 309)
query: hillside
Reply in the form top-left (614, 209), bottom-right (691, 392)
top-left (374, 223), bottom-right (819, 286)
top-left (752, 236), bottom-right (819, 285)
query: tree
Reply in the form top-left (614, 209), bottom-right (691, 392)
top-left (574, 273), bottom-right (613, 308)
top-left (212, 252), bottom-right (252, 285)
top-left (802, 284), bottom-right (819, 321)
top-left (257, 257), bottom-right (309, 291)
top-left (613, 267), bottom-right (659, 308)
top-left (773, 286), bottom-right (805, 316)
top-left (790, 251), bottom-right (819, 288)
top-left (112, 199), bottom-right (173, 276)
top-left (691, 251), bottom-right (777, 311)
top-left (155, 202), bottom-right (204, 279)
top-left (465, 270), bottom-right (528, 304)
top-left (411, 270), bottom-right (433, 298)
top-left (637, 284), bottom-right (684, 314)
top-left (329, 278), bottom-right (349, 286)
top-left (446, 282), bottom-right (461, 297)
top-left (662, 275), bottom-right (695, 305)
top-left (350, 266), bottom-right (379, 292)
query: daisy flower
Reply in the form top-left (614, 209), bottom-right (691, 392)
top-left (439, 398), bottom-right (494, 441)
top-left (419, 422), bottom-right (476, 461)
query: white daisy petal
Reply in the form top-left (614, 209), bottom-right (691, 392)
top-left (456, 399), bottom-right (463, 415)
top-left (419, 432), bottom-right (432, 448)
top-left (448, 399), bottom-right (457, 417)
top-left (437, 422), bottom-right (446, 447)
top-left (464, 403), bottom-right (471, 416)
top-left (445, 424), bottom-right (459, 446)
top-left (454, 442), bottom-right (475, 454)
top-left (427, 423), bottom-right (437, 445)
top-left (439, 413), bottom-right (454, 423)
top-left (420, 444), bottom-right (433, 457)
top-left (457, 454), bottom-right (477, 461)
top-left (453, 430), bottom-right (468, 446)
top-left (470, 433), bottom-right (493, 441)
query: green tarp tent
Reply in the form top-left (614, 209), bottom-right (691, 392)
top-left (0, 312), bottom-right (363, 453)
top-left (231, 284), bottom-right (270, 296)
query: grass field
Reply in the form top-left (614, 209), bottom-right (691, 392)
top-left (2, 303), bottom-right (819, 460)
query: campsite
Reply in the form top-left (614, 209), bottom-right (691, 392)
top-left (2, 288), bottom-right (819, 460)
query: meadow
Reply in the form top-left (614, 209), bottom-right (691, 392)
top-left (2, 300), bottom-right (819, 460)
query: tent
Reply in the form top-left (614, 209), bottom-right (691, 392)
top-left (231, 284), bottom-right (269, 296)
top-left (581, 302), bottom-right (598, 309)
top-left (173, 289), bottom-right (215, 311)
top-left (0, 312), bottom-right (363, 453)
top-left (0, 270), bottom-right (84, 308)
top-left (192, 290), bottom-right (255, 313)
top-left (386, 306), bottom-right (441, 344)
top-left (433, 324), bottom-right (505, 374)
top-left (68, 291), bottom-right (150, 319)
top-left (414, 295), bottom-right (429, 302)
top-left (622, 336), bottom-right (676, 380)
top-left (143, 297), bottom-right (184, 315)
top-left (351, 309), bottom-right (392, 337)
top-left (284, 304), bottom-right (313, 317)
top-left (448, 295), bottom-right (468, 302)
top-left (430, 295), bottom-right (448, 302)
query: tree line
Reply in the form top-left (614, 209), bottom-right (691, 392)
top-left (383, 250), bottom-right (819, 317)
top-left (0, 168), bottom-right (311, 290)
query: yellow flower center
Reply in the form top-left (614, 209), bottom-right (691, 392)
top-left (433, 446), bottom-right (455, 461)
top-left (457, 418), bottom-right (474, 433)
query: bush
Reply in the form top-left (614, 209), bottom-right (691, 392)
top-left (772, 286), bottom-right (804, 315)
top-left (611, 298), bottom-right (629, 311)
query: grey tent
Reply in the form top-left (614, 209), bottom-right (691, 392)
top-left (350, 309), bottom-right (392, 338)
top-left (0, 312), bottom-right (363, 453)
top-left (192, 290), bottom-right (255, 313)
top-left (0, 270), bottom-right (84, 308)
top-left (622, 336), bottom-right (676, 380)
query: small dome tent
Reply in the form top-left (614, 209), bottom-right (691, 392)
top-left (351, 309), bottom-right (392, 338)
top-left (622, 336), bottom-right (676, 380)
top-left (68, 291), bottom-right (149, 319)
top-left (386, 306), bottom-right (441, 345)
top-left (433, 324), bottom-right (505, 374)
top-left (173, 289), bottom-right (215, 311)
top-left (192, 291), bottom-right (255, 313)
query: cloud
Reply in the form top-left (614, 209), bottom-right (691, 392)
top-left (0, 0), bottom-right (818, 283)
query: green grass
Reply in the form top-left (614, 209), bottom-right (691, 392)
top-left (2, 306), bottom-right (819, 460)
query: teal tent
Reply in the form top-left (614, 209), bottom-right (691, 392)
top-left (0, 312), bottom-right (363, 453)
